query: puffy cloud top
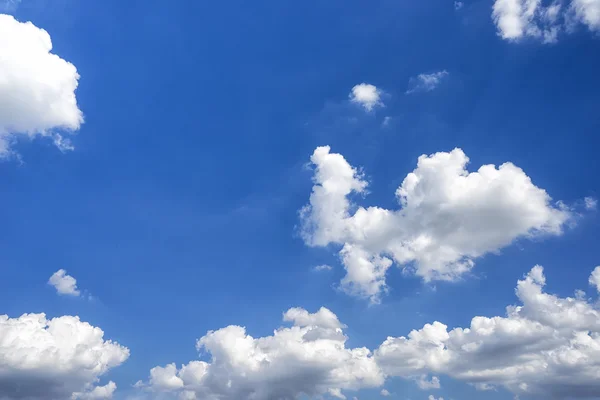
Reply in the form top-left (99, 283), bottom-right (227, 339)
top-left (300, 146), bottom-right (571, 302)
top-left (139, 307), bottom-right (383, 400)
top-left (589, 266), bottom-right (600, 293)
top-left (349, 83), bottom-right (383, 111)
top-left (48, 269), bottom-right (80, 296)
top-left (135, 265), bottom-right (600, 399)
top-left (0, 313), bottom-right (129, 399)
top-left (0, 14), bottom-right (83, 156)
top-left (376, 265), bottom-right (600, 398)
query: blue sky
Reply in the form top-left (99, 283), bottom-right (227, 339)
top-left (1, 0), bottom-right (600, 399)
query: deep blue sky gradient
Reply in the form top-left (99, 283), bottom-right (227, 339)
top-left (1, 0), bottom-right (599, 398)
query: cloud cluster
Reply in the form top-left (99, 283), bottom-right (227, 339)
top-left (48, 269), bottom-right (80, 296)
top-left (492, 0), bottom-right (600, 42)
top-left (0, 313), bottom-right (129, 399)
top-left (138, 266), bottom-right (600, 399)
top-left (0, 14), bottom-right (83, 157)
top-left (138, 307), bottom-right (384, 400)
top-left (349, 83), bottom-right (383, 111)
top-left (300, 146), bottom-right (570, 302)
top-left (376, 265), bottom-right (600, 398)
top-left (406, 71), bottom-right (448, 94)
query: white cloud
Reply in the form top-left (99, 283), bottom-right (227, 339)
top-left (0, 14), bottom-right (83, 157)
top-left (300, 146), bottom-right (571, 302)
top-left (314, 264), bottom-right (333, 272)
top-left (138, 307), bottom-right (384, 400)
top-left (589, 266), bottom-right (600, 293)
top-left (0, 313), bottom-right (129, 399)
top-left (375, 265), bottom-right (600, 398)
top-left (428, 396), bottom-right (444, 400)
top-left (570, 0), bottom-right (600, 31)
top-left (493, 0), bottom-right (546, 40)
top-left (73, 382), bottom-right (117, 399)
top-left (492, 0), bottom-right (600, 42)
top-left (416, 375), bottom-right (441, 390)
top-left (134, 266), bottom-right (600, 399)
top-left (349, 83), bottom-right (383, 111)
top-left (48, 269), bottom-right (80, 296)
top-left (585, 196), bottom-right (597, 210)
top-left (406, 71), bottom-right (448, 94)
top-left (454, 1), bottom-right (464, 10)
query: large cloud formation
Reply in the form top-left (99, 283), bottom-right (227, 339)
top-left (492, 0), bottom-right (600, 42)
top-left (376, 265), bottom-right (600, 398)
top-left (138, 307), bottom-right (384, 400)
top-left (139, 266), bottom-right (600, 399)
top-left (0, 14), bottom-right (83, 157)
top-left (0, 313), bottom-right (129, 399)
top-left (300, 146), bottom-right (570, 302)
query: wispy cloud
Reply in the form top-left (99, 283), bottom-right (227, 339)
top-left (406, 71), bottom-right (449, 94)
top-left (0, 0), bottom-right (21, 11)
top-left (492, 0), bottom-right (600, 43)
top-left (585, 196), bottom-right (597, 210)
top-left (313, 264), bottom-right (333, 272)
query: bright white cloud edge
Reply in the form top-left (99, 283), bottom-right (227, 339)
top-left (492, 0), bottom-right (600, 43)
top-left (300, 146), bottom-right (571, 302)
top-left (138, 266), bottom-right (600, 399)
top-left (0, 313), bottom-right (129, 399)
top-left (349, 83), bottom-right (383, 111)
top-left (137, 307), bottom-right (383, 400)
top-left (0, 14), bottom-right (83, 157)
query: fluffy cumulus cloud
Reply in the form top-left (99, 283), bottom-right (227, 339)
top-left (406, 71), bottom-right (448, 94)
top-left (349, 83), bottom-right (383, 111)
top-left (375, 266), bottom-right (600, 398)
top-left (492, 0), bottom-right (600, 42)
top-left (135, 266), bottom-right (600, 399)
top-left (590, 266), bottom-right (600, 293)
top-left (48, 269), bottom-right (80, 296)
top-left (0, 313), bottom-right (129, 399)
top-left (138, 307), bottom-right (384, 400)
top-left (300, 146), bottom-right (571, 302)
top-left (72, 382), bottom-right (117, 400)
top-left (0, 14), bottom-right (83, 157)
